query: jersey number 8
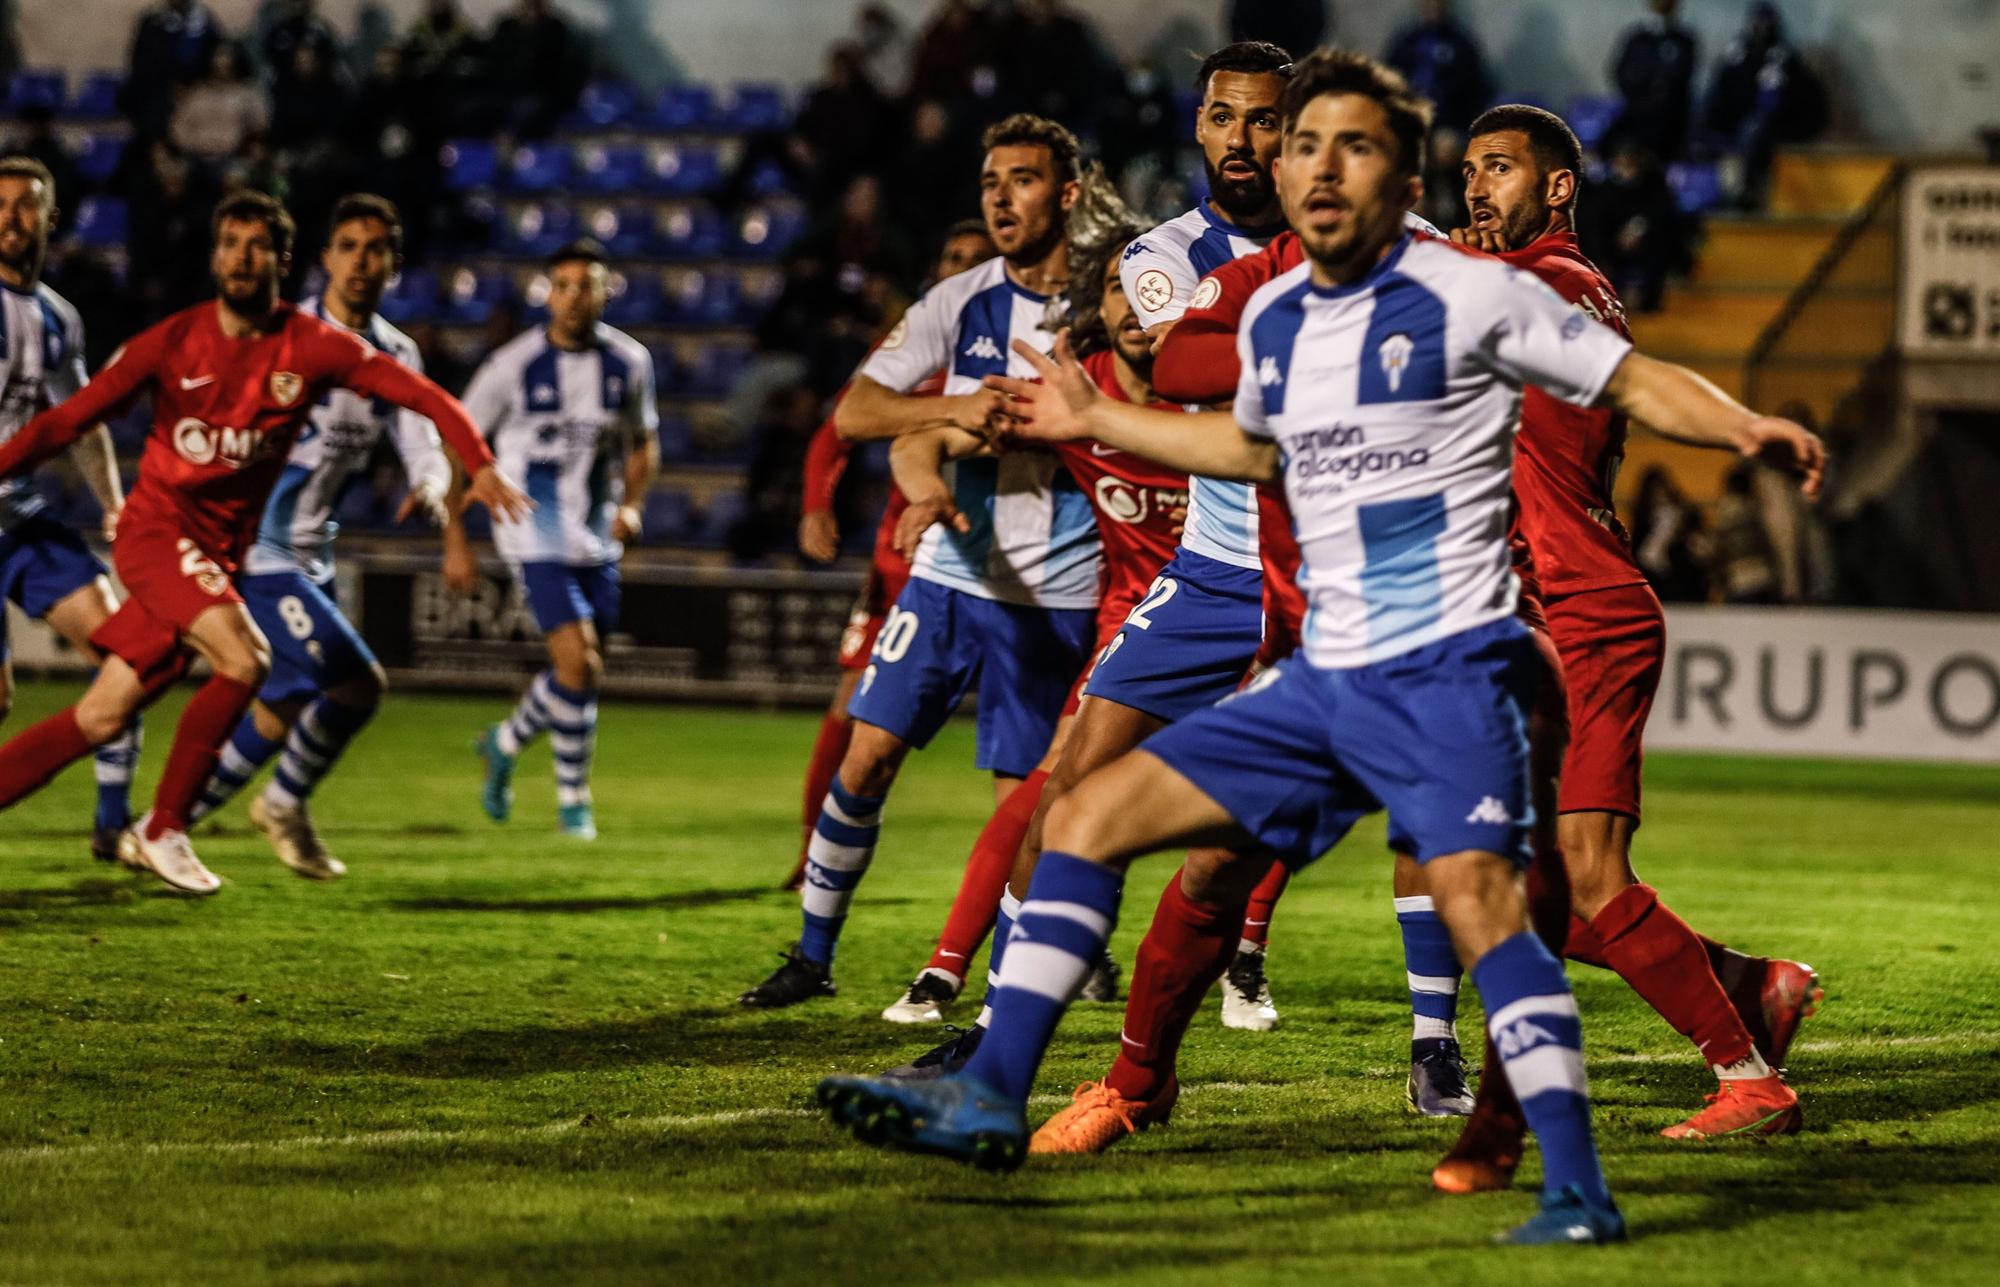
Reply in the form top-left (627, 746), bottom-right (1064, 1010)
top-left (276, 595), bottom-right (316, 641)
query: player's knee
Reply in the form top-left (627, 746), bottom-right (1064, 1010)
top-left (1041, 786), bottom-right (1116, 861)
top-left (72, 701), bottom-right (128, 746)
top-left (1179, 848), bottom-right (1267, 909)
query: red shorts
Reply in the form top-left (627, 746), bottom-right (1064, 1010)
top-left (1543, 580), bottom-right (1664, 819)
top-left (836, 545), bottom-right (914, 672)
top-left (91, 523), bottom-right (242, 683)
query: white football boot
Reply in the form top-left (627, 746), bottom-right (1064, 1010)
top-left (1220, 947), bottom-right (1280, 1031)
top-left (118, 818), bottom-right (222, 895)
top-left (250, 794), bottom-right (347, 880)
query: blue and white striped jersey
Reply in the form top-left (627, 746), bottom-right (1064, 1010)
top-left (860, 257), bottom-right (1100, 610)
top-left (460, 322), bottom-right (658, 566)
top-left (0, 281), bottom-right (88, 532)
top-left (1234, 234), bottom-right (1632, 668)
top-left (244, 296), bottom-right (450, 583)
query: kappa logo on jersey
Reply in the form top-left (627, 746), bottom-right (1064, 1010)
top-left (1496, 1016), bottom-right (1560, 1059)
top-left (1134, 269), bottom-right (1174, 313)
top-left (1465, 795), bottom-right (1513, 825)
top-left (963, 335), bottom-right (1003, 361)
top-left (1121, 240), bottom-right (1152, 261)
top-left (1258, 355), bottom-right (1284, 387)
top-left (1191, 277), bottom-right (1222, 310)
top-left (1379, 334), bottom-right (1415, 394)
top-left (171, 416), bottom-right (271, 469)
top-left (269, 371), bottom-right (303, 407)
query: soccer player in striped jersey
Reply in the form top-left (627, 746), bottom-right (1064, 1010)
top-left (0, 157), bottom-right (141, 863)
top-left (455, 239), bottom-right (660, 841)
top-left (818, 49), bottom-right (1825, 1245)
top-left (739, 115), bottom-right (1102, 1009)
top-left (186, 194), bottom-right (451, 878)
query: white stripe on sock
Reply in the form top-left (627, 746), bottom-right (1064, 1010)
top-left (805, 834), bottom-right (872, 873)
top-left (1498, 1042), bottom-right (1589, 1100)
top-left (1487, 992), bottom-right (1579, 1033)
top-left (1407, 971), bottom-right (1460, 995)
top-left (1017, 899), bottom-right (1111, 939)
top-left (997, 941), bottom-right (1095, 1003)
top-left (1393, 895), bottom-right (1436, 915)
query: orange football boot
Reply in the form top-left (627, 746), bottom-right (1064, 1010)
top-left (1029, 1079), bottom-right (1177, 1155)
top-left (1661, 1074), bottom-right (1802, 1140)
top-left (1432, 1106), bottom-right (1526, 1194)
top-left (1759, 960), bottom-right (1823, 1068)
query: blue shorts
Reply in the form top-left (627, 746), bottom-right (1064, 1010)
top-left (239, 571), bottom-right (380, 705)
top-left (518, 561), bottom-right (621, 634)
top-left (0, 516), bottom-right (108, 662)
top-left (1083, 549), bottom-right (1263, 723)
top-left (1145, 618), bottom-right (1537, 870)
top-left (847, 577), bottom-right (1095, 779)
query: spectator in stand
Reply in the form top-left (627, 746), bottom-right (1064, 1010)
top-left (1100, 58), bottom-right (1180, 193)
top-left (1711, 460), bottom-right (1783, 604)
top-left (999, 1), bottom-right (1117, 144)
top-left (1610, 0), bottom-right (1698, 161)
top-left (271, 39), bottom-right (355, 152)
top-left (907, 0), bottom-right (1009, 106)
top-left (887, 100), bottom-right (976, 245)
top-left (1386, 0), bottom-right (1493, 135)
top-left (257, 0), bottom-right (343, 84)
top-left (731, 383), bottom-right (826, 563)
top-left (485, 0), bottom-right (590, 139)
top-left (795, 43), bottom-right (892, 205)
top-left (120, 138), bottom-right (220, 320)
top-left (123, 0), bottom-right (227, 140)
top-left (169, 41), bottom-right (271, 167)
top-left (851, 3), bottom-right (913, 96)
top-left (1630, 466), bottom-right (1708, 603)
top-left (1585, 136), bottom-right (1690, 312)
top-left (1702, 2), bottom-right (1828, 209)
top-left (2, 107), bottom-right (83, 239)
top-left (1227, 0), bottom-right (1328, 58)
top-left (400, 0), bottom-right (486, 136)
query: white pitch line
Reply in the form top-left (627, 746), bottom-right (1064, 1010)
top-left (2, 1034), bottom-right (1990, 1165)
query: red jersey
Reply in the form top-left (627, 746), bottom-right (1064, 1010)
top-left (1497, 229), bottom-right (1645, 596)
top-left (0, 301), bottom-right (493, 571)
top-left (803, 366), bottom-right (949, 584)
top-left (1054, 351), bottom-right (1189, 625)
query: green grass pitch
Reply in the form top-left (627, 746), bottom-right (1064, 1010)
top-left (1, 679), bottom-right (1997, 1285)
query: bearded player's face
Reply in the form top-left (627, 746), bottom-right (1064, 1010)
top-left (547, 260), bottom-right (609, 340)
top-left (1197, 71), bottom-right (1285, 222)
top-left (211, 217), bottom-right (285, 316)
top-left (0, 175), bottom-right (52, 285)
top-left (980, 144), bottom-right (1072, 262)
top-left (1100, 249), bottom-right (1152, 375)
top-left (1462, 130), bottom-right (1556, 251)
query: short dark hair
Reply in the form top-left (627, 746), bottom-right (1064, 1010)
top-left (1195, 40), bottom-right (1294, 96)
top-left (326, 193), bottom-right (404, 255)
top-left (1064, 223), bottom-right (1150, 358)
top-left (943, 217), bottom-right (993, 246)
top-left (1468, 104), bottom-right (1585, 211)
top-left (981, 113), bottom-right (1081, 184)
top-left (546, 238), bottom-right (609, 271)
top-left (212, 190), bottom-right (296, 258)
top-left (1277, 48), bottom-right (1434, 177)
top-left (0, 155), bottom-right (56, 205)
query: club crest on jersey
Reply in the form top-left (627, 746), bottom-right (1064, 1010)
top-left (963, 335), bottom-right (1002, 361)
top-left (1258, 355), bottom-right (1283, 387)
top-left (880, 317), bottom-right (908, 351)
top-left (1134, 269), bottom-right (1174, 313)
top-left (1191, 277), bottom-right (1222, 311)
top-left (1378, 334), bottom-right (1415, 394)
top-left (269, 371), bottom-right (303, 407)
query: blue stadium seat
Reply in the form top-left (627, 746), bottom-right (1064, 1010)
top-left (70, 70), bottom-right (122, 119)
top-left (440, 268), bottom-right (513, 324)
top-left (694, 489), bottom-right (747, 547)
top-left (564, 80), bottom-right (638, 130)
top-left (654, 414), bottom-right (694, 462)
top-left (667, 270), bottom-right (740, 327)
top-left (725, 83), bottom-right (788, 133)
top-left (440, 139), bottom-right (500, 192)
top-left (640, 488), bottom-right (693, 543)
top-left (1667, 161), bottom-right (1723, 214)
top-left (499, 202), bottom-right (578, 256)
top-left (572, 143), bottom-right (648, 195)
top-left (73, 134), bottom-right (125, 186)
top-left (377, 267), bottom-right (441, 325)
top-left (647, 143), bottom-right (721, 197)
top-left (604, 269), bottom-right (666, 325)
top-left (734, 203), bottom-right (805, 259)
top-left (735, 269), bottom-right (784, 322)
top-left (653, 203), bottom-right (727, 259)
top-left (646, 84), bottom-right (715, 131)
top-left (71, 197), bottom-right (127, 247)
top-left (5, 69), bottom-right (65, 115)
top-left (506, 143), bottom-right (573, 194)
top-left (1567, 95), bottom-right (1622, 151)
top-left (685, 343), bottom-right (750, 396)
top-left (646, 344), bottom-right (684, 393)
top-left (745, 157), bottom-right (794, 198)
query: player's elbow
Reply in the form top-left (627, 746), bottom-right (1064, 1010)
top-left (833, 391), bottom-right (872, 441)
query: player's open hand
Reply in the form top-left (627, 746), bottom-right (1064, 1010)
top-left (1740, 416), bottom-right (1827, 499)
top-left (798, 508), bottom-right (840, 563)
top-left (895, 494), bottom-right (968, 559)
top-left (396, 480), bottom-right (450, 528)
top-left (463, 465), bottom-right (534, 524)
top-left (983, 331), bottom-right (1097, 442)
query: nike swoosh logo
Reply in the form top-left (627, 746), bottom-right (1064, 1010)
top-left (1089, 443), bottom-right (1120, 457)
top-left (1119, 1032), bottom-right (1145, 1048)
top-left (180, 375), bottom-right (216, 390)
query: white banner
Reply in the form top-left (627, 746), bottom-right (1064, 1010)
top-left (1900, 165), bottom-right (2000, 356)
top-left (1649, 606), bottom-right (2000, 763)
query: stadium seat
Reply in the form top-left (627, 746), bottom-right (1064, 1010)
top-left (498, 201), bottom-right (578, 256)
top-left (5, 69), bottom-right (65, 115)
top-left (70, 70), bottom-right (122, 119)
top-left (563, 80), bottom-right (638, 131)
top-left (73, 134), bottom-right (125, 186)
top-left (744, 156), bottom-right (794, 198)
top-left (377, 267), bottom-right (441, 325)
top-left (694, 488), bottom-right (748, 547)
top-left (440, 139), bottom-right (500, 192)
top-left (647, 143), bottom-right (722, 197)
top-left (604, 269), bottom-right (666, 325)
top-left (655, 414), bottom-right (694, 462)
top-left (734, 203), bottom-right (805, 259)
top-left (725, 82), bottom-right (789, 133)
top-left (640, 488), bottom-right (693, 543)
top-left (506, 143), bottom-right (573, 194)
top-left (1567, 95), bottom-right (1622, 151)
top-left (647, 343), bottom-right (685, 393)
top-left (439, 267), bottom-right (514, 324)
top-left (1667, 161), bottom-right (1723, 214)
top-left (573, 144), bottom-right (648, 195)
top-left (685, 343), bottom-right (750, 396)
top-left (578, 203), bottom-right (649, 257)
top-left (735, 269), bottom-right (784, 322)
top-left (653, 203), bottom-right (727, 259)
top-left (70, 197), bottom-right (127, 247)
top-left (646, 84), bottom-right (716, 131)
top-left (667, 269), bottom-right (741, 327)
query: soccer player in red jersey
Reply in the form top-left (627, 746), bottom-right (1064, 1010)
top-left (783, 220), bottom-right (996, 892)
top-left (0, 191), bottom-right (528, 893)
top-left (879, 227), bottom-right (1191, 1029)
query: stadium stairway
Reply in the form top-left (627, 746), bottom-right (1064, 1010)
top-left (1621, 149), bottom-right (1900, 507)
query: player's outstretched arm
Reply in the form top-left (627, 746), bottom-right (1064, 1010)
top-left (834, 376), bottom-right (1003, 443)
top-left (1602, 352), bottom-right (1827, 498)
top-left (988, 334), bottom-right (1280, 484)
top-left (0, 334), bottom-right (159, 481)
top-left (342, 355), bottom-right (533, 523)
top-left (613, 432), bottom-right (661, 546)
top-left (888, 427), bottom-right (982, 559)
top-left (68, 425), bottom-right (124, 542)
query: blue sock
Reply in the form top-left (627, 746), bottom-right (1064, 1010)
top-left (191, 717), bottom-right (281, 823)
top-left (266, 698), bottom-right (375, 807)
top-left (1396, 894), bottom-right (1463, 1045)
top-left (1473, 931), bottom-right (1611, 1206)
top-left (961, 852), bottom-right (1123, 1105)
top-left (975, 889), bottom-right (1023, 1026)
top-left (798, 777), bottom-right (884, 966)
top-left (92, 715), bottom-right (141, 831)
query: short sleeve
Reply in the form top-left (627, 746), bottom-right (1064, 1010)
top-left (459, 350), bottom-right (514, 439)
top-left (1119, 238), bottom-right (1201, 330)
top-left (858, 285), bottom-right (956, 392)
top-left (1231, 319), bottom-right (1272, 439)
top-left (1476, 265), bottom-right (1633, 407)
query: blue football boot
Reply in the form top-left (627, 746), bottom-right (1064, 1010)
top-left (816, 1072), bottom-right (1028, 1172)
top-left (475, 726), bottom-right (514, 822)
top-left (559, 802), bottom-right (597, 840)
top-left (1495, 1184), bottom-right (1628, 1246)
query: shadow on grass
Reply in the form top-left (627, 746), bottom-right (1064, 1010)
top-left (385, 885), bottom-right (780, 915)
top-left (0, 876), bottom-right (202, 921)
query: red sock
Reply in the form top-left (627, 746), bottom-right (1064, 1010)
top-left (1105, 869), bottom-right (1240, 1102)
top-left (801, 709), bottom-right (853, 835)
top-left (925, 769), bottom-right (1049, 979)
top-left (1592, 883), bottom-right (1754, 1067)
top-left (1565, 914), bottom-right (1610, 968)
top-left (1237, 860), bottom-right (1289, 950)
top-left (0, 708), bottom-right (97, 809)
top-left (145, 676), bottom-right (256, 837)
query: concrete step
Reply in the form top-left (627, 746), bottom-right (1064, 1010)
top-left (1768, 150), bottom-right (1900, 219)
top-left (1693, 219), bottom-right (1894, 290)
top-left (1631, 288), bottom-right (1892, 358)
